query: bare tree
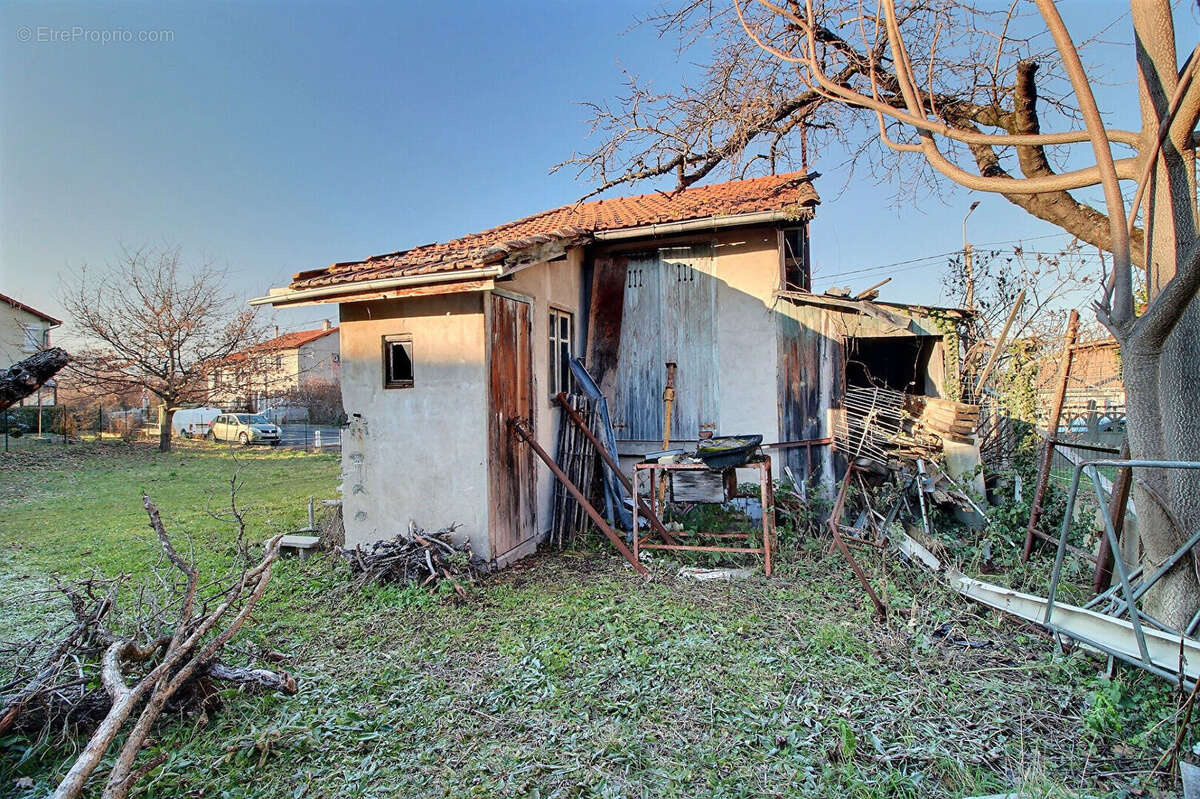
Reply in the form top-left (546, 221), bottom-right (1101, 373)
top-left (62, 247), bottom-right (265, 451)
top-left (566, 1), bottom-right (1200, 626)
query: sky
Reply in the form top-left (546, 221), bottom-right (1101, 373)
top-left (1, 1), bottom-right (1196, 339)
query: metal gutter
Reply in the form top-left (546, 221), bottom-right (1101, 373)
top-left (249, 266), bottom-right (505, 307)
top-left (592, 209), bottom-right (805, 241)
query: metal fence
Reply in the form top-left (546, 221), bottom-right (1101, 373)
top-left (1, 405), bottom-right (342, 454)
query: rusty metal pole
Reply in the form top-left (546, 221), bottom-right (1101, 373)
top-left (829, 465), bottom-right (888, 618)
top-left (1023, 309), bottom-right (1080, 562)
top-left (657, 362), bottom-right (677, 508)
top-left (1093, 438), bottom-right (1132, 594)
top-left (554, 393), bottom-right (677, 545)
top-left (510, 418), bottom-right (649, 577)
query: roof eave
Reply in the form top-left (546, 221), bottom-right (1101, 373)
top-left (249, 265), bottom-right (507, 308)
top-left (592, 207), bottom-right (814, 242)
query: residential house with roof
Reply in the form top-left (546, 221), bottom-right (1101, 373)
top-left (1, 292), bottom-right (63, 406)
top-left (253, 173), bottom-right (965, 566)
top-left (208, 321), bottom-right (340, 411)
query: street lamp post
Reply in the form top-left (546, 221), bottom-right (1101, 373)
top-left (962, 201), bottom-right (981, 311)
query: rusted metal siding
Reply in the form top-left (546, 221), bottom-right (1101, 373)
top-left (776, 301), bottom-right (842, 483)
top-left (611, 245), bottom-right (718, 441)
top-left (487, 293), bottom-right (537, 558)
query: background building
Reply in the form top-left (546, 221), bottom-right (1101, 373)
top-left (1, 292), bottom-right (62, 406)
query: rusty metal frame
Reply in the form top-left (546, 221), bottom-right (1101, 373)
top-left (631, 456), bottom-right (776, 576)
top-left (828, 465), bottom-right (888, 618)
top-left (510, 418), bottom-right (649, 577)
top-left (1023, 310), bottom-right (1080, 561)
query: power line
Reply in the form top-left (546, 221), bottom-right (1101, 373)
top-left (814, 242), bottom-right (1108, 282)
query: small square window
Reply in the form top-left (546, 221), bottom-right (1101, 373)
top-left (548, 309), bottom-right (574, 396)
top-left (384, 335), bottom-right (414, 389)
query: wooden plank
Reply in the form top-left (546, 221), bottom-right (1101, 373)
top-left (511, 418), bottom-right (648, 576)
top-left (288, 278), bottom-right (495, 306)
top-left (487, 294), bottom-right (537, 559)
top-left (777, 302), bottom-right (841, 483)
top-left (612, 252), bottom-right (663, 440)
top-left (659, 245), bottom-right (718, 440)
top-left (586, 255), bottom-right (627, 396)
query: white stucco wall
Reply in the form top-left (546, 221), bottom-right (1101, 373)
top-left (338, 293), bottom-right (491, 558)
top-left (1, 303), bottom-right (52, 368)
top-left (298, 331), bottom-right (340, 385)
top-left (712, 227), bottom-right (781, 457)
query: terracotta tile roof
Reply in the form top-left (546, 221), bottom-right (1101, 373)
top-left (0, 292), bottom-right (62, 326)
top-left (225, 326), bottom-right (338, 363)
top-left (290, 172), bottom-right (818, 290)
top-left (265, 327), bottom-right (338, 350)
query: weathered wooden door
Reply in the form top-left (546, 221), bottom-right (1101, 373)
top-left (612, 245), bottom-right (718, 441)
top-left (487, 293), bottom-right (536, 558)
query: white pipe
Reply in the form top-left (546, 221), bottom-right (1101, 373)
top-left (249, 265), bottom-right (504, 307)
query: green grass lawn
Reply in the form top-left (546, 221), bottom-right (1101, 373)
top-left (0, 442), bottom-right (1183, 798)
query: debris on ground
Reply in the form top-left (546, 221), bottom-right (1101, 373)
top-left (337, 521), bottom-right (485, 595)
top-left (0, 493), bottom-right (294, 799)
top-left (677, 566), bottom-right (753, 581)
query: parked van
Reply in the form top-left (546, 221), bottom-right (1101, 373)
top-left (172, 407), bottom-right (222, 439)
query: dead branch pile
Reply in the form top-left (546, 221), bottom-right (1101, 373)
top-left (337, 521), bottom-right (485, 596)
top-left (0, 493), bottom-right (296, 799)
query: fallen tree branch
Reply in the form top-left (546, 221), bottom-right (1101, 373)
top-left (0, 490), bottom-right (295, 799)
top-left (0, 347), bottom-right (70, 410)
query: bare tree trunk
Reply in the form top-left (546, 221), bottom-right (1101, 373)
top-left (1126, 0), bottom-right (1200, 629)
top-left (158, 407), bottom-right (174, 452)
top-left (1122, 344), bottom-right (1199, 629)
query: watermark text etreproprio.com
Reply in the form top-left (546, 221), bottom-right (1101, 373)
top-left (16, 26), bottom-right (175, 44)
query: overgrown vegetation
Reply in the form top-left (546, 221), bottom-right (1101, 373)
top-left (0, 443), bottom-right (1192, 797)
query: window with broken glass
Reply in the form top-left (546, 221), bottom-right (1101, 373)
top-left (780, 226), bottom-right (810, 291)
top-left (383, 334), bottom-right (414, 389)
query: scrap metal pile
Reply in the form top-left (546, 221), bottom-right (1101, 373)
top-left (337, 521), bottom-right (486, 595)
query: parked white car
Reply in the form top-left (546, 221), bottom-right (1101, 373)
top-left (206, 413), bottom-right (281, 446)
top-left (172, 406), bottom-right (222, 439)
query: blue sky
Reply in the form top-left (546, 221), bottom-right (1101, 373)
top-left (1, 1), bottom-right (1193, 335)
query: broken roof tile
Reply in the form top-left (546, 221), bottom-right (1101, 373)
top-left (290, 172), bottom-right (818, 290)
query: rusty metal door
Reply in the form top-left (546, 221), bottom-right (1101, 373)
top-left (487, 292), bottom-right (537, 558)
top-left (612, 245), bottom-right (718, 441)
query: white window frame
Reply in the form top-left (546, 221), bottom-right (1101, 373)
top-left (548, 307), bottom-right (574, 397)
top-left (21, 324), bottom-right (42, 353)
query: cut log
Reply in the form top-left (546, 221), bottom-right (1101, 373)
top-left (0, 347), bottom-right (69, 410)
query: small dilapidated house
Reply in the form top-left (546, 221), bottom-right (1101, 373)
top-left (254, 173), bottom-right (965, 565)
